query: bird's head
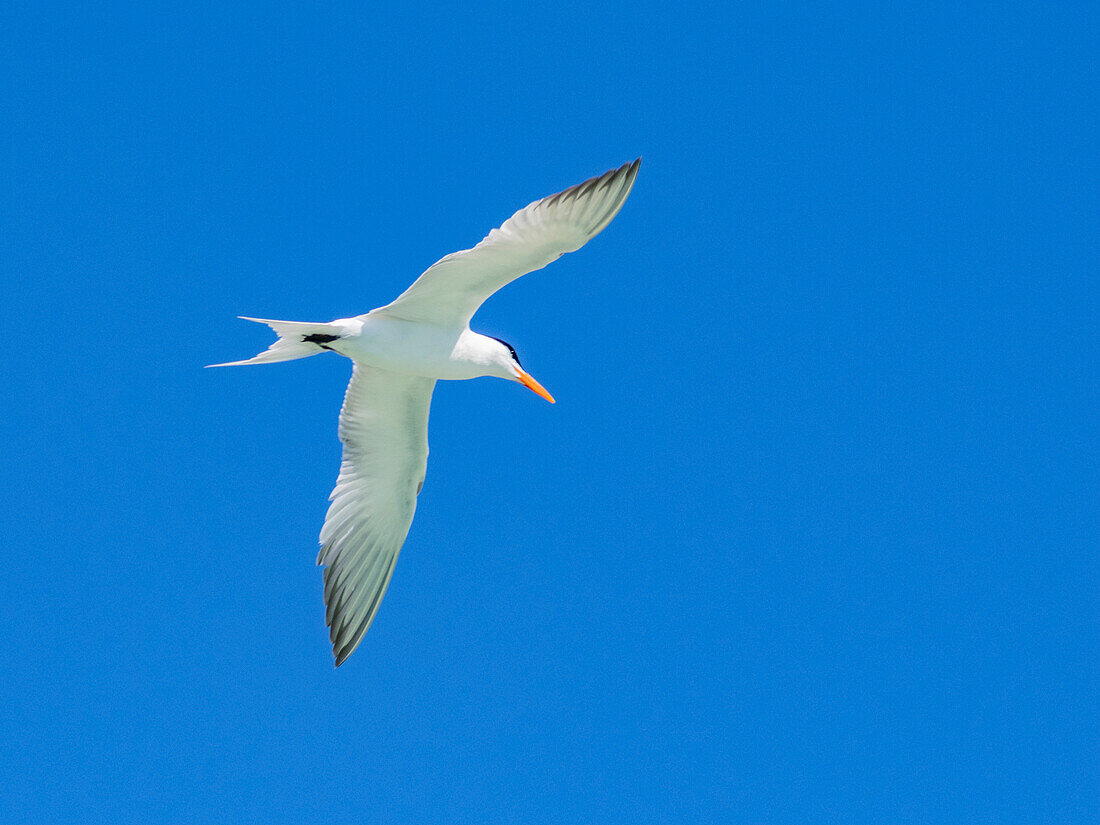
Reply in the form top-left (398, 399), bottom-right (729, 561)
top-left (485, 335), bottom-right (555, 404)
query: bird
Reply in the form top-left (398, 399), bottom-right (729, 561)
top-left (210, 159), bottom-right (640, 665)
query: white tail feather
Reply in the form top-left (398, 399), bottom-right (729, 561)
top-left (206, 316), bottom-right (341, 367)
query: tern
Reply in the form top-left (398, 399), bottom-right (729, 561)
top-left (211, 159), bottom-right (640, 665)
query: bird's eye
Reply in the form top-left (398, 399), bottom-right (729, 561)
top-left (489, 336), bottom-right (521, 367)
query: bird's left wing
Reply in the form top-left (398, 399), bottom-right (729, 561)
top-left (375, 159), bottom-right (640, 327)
top-left (317, 363), bottom-right (436, 666)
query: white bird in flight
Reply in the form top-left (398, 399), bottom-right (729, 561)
top-left (211, 159), bottom-right (640, 665)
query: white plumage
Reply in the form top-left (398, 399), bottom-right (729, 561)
top-left (211, 159), bottom-right (640, 665)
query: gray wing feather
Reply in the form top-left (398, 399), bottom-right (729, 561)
top-left (378, 159), bottom-right (640, 326)
top-left (317, 364), bottom-right (435, 666)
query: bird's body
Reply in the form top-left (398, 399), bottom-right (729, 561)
top-left (211, 159), bottom-right (640, 665)
top-left (326, 316), bottom-right (507, 381)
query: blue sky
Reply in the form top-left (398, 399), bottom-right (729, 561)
top-left (1, 1), bottom-right (1096, 822)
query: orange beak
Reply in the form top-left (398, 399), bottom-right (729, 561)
top-left (516, 368), bottom-right (555, 404)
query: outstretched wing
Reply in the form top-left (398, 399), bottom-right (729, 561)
top-left (377, 159), bottom-right (640, 327)
top-left (317, 364), bottom-right (436, 666)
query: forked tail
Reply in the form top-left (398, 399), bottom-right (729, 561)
top-left (206, 316), bottom-right (342, 367)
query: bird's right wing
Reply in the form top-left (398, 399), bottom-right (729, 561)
top-left (375, 159), bottom-right (640, 327)
top-left (317, 364), bottom-right (436, 666)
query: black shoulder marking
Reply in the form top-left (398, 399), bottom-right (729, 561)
top-left (303, 333), bottom-right (340, 345)
top-left (488, 335), bottom-right (521, 366)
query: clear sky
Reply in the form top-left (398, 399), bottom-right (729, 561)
top-left (1, 1), bottom-right (1096, 823)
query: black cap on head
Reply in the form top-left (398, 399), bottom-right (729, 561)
top-left (488, 336), bottom-right (521, 367)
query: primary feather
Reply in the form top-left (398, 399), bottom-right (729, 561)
top-left (318, 365), bottom-right (435, 666)
top-left (378, 159), bottom-right (640, 327)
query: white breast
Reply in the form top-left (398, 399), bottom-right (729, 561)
top-left (335, 314), bottom-right (485, 380)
